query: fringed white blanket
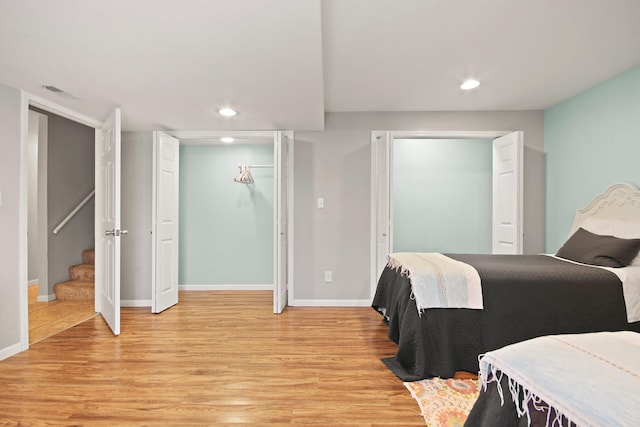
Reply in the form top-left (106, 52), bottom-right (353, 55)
top-left (479, 331), bottom-right (640, 427)
top-left (387, 252), bottom-right (483, 315)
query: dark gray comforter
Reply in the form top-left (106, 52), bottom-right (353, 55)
top-left (372, 254), bottom-right (640, 381)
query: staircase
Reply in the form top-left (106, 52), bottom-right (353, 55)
top-left (53, 249), bottom-right (95, 300)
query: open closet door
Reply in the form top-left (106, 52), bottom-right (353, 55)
top-left (273, 131), bottom-right (290, 314)
top-left (152, 132), bottom-right (180, 313)
top-left (371, 131), bottom-right (392, 295)
top-left (97, 108), bottom-right (122, 335)
top-left (492, 131), bottom-right (523, 254)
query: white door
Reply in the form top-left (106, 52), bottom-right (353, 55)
top-left (152, 132), bottom-right (180, 313)
top-left (273, 131), bottom-right (290, 314)
top-left (371, 131), bottom-right (392, 294)
top-left (97, 109), bottom-right (122, 335)
top-left (492, 131), bottom-right (523, 254)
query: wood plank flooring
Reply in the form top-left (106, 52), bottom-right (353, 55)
top-left (28, 284), bottom-right (97, 344)
top-left (2, 291), bottom-right (425, 426)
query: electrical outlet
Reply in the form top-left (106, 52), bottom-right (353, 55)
top-left (324, 271), bottom-right (333, 283)
top-left (317, 198), bottom-right (324, 209)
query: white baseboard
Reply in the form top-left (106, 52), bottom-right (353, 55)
top-left (121, 300), bottom-right (152, 307)
top-left (36, 293), bottom-right (56, 303)
top-left (179, 284), bottom-right (273, 291)
top-left (289, 299), bottom-right (372, 307)
top-left (28, 279), bottom-right (39, 286)
top-left (0, 342), bottom-right (23, 362)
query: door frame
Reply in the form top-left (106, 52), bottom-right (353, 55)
top-left (369, 130), bottom-right (520, 298)
top-left (168, 130), bottom-right (295, 310)
top-left (18, 92), bottom-right (103, 350)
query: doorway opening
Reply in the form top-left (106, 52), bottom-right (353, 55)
top-left (179, 138), bottom-right (275, 290)
top-left (120, 130), bottom-right (293, 316)
top-left (169, 131), bottom-right (293, 314)
top-left (370, 130), bottom-right (523, 296)
top-left (23, 100), bottom-right (100, 345)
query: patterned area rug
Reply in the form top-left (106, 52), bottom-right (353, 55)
top-left (404, 378), bottom-right (479, 426)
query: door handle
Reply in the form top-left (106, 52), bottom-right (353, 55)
top-left (105, 229), bottom-right (129, 237)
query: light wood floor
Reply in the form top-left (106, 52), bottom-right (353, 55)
top-left (2, 291), bottom-right (425, 426)
top-left (28, 284), bottom-right (97, 344)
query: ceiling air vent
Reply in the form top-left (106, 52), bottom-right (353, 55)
top-left (41, 85), bottom-right (78, 99)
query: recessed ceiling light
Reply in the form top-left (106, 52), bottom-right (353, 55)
top-left (221, 137), bottom-right (234, 143)
top-left (460, 79), bottom-right (480, 90)
top-left (218, 108), bottom-right (237, 117)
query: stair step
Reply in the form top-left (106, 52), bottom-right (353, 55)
top-left (69, 264), bottom-right (95, 281)
top-left (82, 248), bottom-right (95, 265)
top-left (53, 280), bottom-right (94, 301)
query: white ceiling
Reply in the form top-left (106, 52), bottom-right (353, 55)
top-left (1, 0), bottom-right (639, 131)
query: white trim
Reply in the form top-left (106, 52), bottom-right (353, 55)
top-left (289, 299), bottom-right (372, 307)
top-left (19, 92), bottom-right (29, 350)
top-left (0, 342), bottom-right (23, 362)
top-left (94, 127), bottom-right (102, 315)
top-left (36, 293), bottom-right (56, 303)
top-left (121, 300), bottom-right (152, 307)
top-left (169, 130), bottom-right (275, 141)
top-left (28, 279), bottom-right (38, 286)
top-left (388, 130), bottom-right (511, 139)
top-left (287, 133), bottom-right (295, 306)
top-left (179, 284), bottom-right (274, 291)
top-left (27, 94), bottom-right (102, 128)
top-left (370, 132), bottom-right (377, 304)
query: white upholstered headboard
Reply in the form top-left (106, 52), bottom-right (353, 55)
top-left (569, 183), bottom-right (640, 238)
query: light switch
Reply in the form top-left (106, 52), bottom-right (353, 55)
top-left (317, 197), bottom-right (324, 209)
top-left (324, 271), bottom-right (333, 282)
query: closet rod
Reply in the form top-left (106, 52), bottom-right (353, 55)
top-left (239, 163), bottom-right (274, 168)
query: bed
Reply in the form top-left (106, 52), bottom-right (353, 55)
top-left (372, 183), bottom-right (640, 381)
top-left (464, 331), bottom-right (640, 427)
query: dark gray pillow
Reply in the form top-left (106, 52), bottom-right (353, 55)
top-left (556, 227), bottom-right (640, 268)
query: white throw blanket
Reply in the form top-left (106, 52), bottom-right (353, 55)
top-left (387, 252), bottom-right (483, 315)
top-left (479, 331), bottom-right (640, 427)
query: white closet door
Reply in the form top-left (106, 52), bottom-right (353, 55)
top-left (152, 131), bottom-right (180, 313)
top-left (273, 131), bottom-right (290, 314)
top-left (370, 132), bottom-right (392, 294)
top-left (492, 131), bottom-right (523, 254)
top-left (97, 108), bottom-right (122, 335)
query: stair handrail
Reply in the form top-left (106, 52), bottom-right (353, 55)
top-left (53, 188), bottom-right (95, 235)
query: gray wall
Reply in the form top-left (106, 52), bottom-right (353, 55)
top-left (41, 110), bottom-right (95, 295)
top-left (27, 111), bottom-right (40, 282)
top-left (121, 132), bottom-right (153, 302)
top-left (0, 82), bottom-right (22, 357)
top-left (294, 111), bottom-right (544, 303)
top-left (293, 130), bottom-right (372, 301)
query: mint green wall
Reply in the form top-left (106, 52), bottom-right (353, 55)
top-left (545, 65), bottom-right (640, 252)
top-left (393, 138), bottom-right (493, 253)
top-left (179, 144), bottom-right (274, 284)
